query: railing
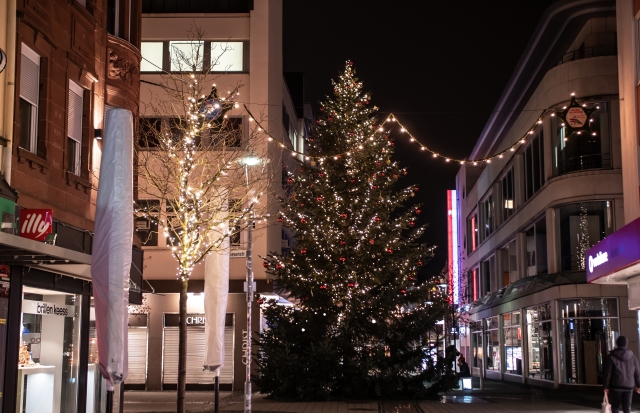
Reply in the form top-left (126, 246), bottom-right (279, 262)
top-left (556, 153), bottom-right (611, 175)
top-left (555, 44), bottom-right (617, 66)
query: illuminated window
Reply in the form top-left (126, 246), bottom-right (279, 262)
top-left (211, 42), bottom-right (244, 72)
top-left (141, 42), bottom-right (164, 72)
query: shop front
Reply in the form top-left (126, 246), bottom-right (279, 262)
top-left (464, 272), bottom-right (632, 389)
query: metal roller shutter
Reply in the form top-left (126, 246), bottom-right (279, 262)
top-left (127, 328), bottom-right (148, 385)
top-left (163, 326), bottom-right (234, 384)
top-left (20, 46), bottom-right (39, 106)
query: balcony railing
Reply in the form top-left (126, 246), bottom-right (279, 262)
top-left (555, 44), bottom-right (617, 66)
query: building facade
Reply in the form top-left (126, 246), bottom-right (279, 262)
top-left (133, 0), bottom-right (309, 392)
top-left (584, 0), bottom-right (640, 321)
top-left (0, 0), bottom-right (142, 412)
top-left (454, 0), bottom-right (635, 390)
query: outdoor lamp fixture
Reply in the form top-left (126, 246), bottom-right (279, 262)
top-left (94, 129), bottom-right (103, 140)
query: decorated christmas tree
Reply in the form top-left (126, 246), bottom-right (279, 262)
top-left (256, 62), bottom-right (454, 400)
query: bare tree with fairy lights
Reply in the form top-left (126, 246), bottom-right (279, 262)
top-left (256, 61), bottom-right (454, 400)
top-left (136, 29), bottom-right (271, 413)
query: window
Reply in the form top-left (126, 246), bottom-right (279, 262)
top-left (471, 321), bottom-right (483, 369)
top-left (282, 104), bottom-right (290, 136)
top-left (135, 200), bottom-right (160, 246)
top-left (502, 311), bottom-right (522, 375)
top-left (140, 42), bottom-right (164, 72)
top-left (524, 132), bottom-right (544, 201)
top-left (170, 41), bottom-right (204, 72)
top-left (559, 298), bottom-right (619, 384)
top-left (19, 44), bottom-right (40, 154)
top-left (526, 303), bottom-right (553, 381)
top-left (481, 258), bottom-right (493, 296)
top-left (466, 211), bottom-right (478, 254)
top-left (558, 201), bottom-right (613, 271)
top-left (107, 0), bottom-right (139, 43)
top-left (211, 42), bottom-right (243, 72)
top-left (500, 167), bottom-right (515, 222)
top-left (484, 316), bottom-right (500, 371)
top-left (479, 194), bottom-right (494, 241)
top-left (200, 117), bottom-right (243, 148)
top-left (551, 102), bottom-right (611, 176)
top-left (138, 117), bottom-right (161, 148)
top-left (525, 218), bottom-right (548, 276)
top-left (67, 81), bottom-right (84, 176)
top-left (470, 267), bottom-right (479, 302)
top-left (498, 240), bottom-right (517, 287)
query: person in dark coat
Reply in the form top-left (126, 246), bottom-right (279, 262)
top-left (603, 336), bottom-right (640, 413)
top-left (457, 356), bottom-right (471, 378)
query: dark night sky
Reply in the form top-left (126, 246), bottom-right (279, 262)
top-left (282, 1), bottom-right (555, 276)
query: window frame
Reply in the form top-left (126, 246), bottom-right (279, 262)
top-left (19, 43), bottom-right (41, 154)
top-left (67, 80), bottom-right (84, 176)
top-left (523, 130), bottom-right (544, 201)
top-left (140, 40), bottom-right (249, 74)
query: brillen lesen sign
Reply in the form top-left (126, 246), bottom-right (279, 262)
top-left (19, 209), bottom-right (53, 241)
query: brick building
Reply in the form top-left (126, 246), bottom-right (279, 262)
top-left (0, 0), bottom-right (142, 412)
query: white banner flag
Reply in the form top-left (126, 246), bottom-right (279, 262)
top-left (92, 108), bottom-right (134, 390)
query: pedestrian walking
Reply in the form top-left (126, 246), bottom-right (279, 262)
top-left (603, 336), bottom-right (640, 413)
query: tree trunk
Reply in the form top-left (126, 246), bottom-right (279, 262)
top-left (177, 279), bottom-right (189, 413)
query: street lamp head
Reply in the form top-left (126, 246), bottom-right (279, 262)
top-left (241, 155), bottom-right (262, 166)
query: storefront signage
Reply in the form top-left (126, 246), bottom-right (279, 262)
top-left (22, 300), bottom-right (74, 317)
top-left (586, 217), bottom-right (640, 283)
top-left (164, 313), bottom-right (233, 327)
top-left (186, 316), bottom-right (205, 326)
top-left (19, 209), bottom-right (53, 241)
top-left (588, 251), bottom-right (608, 273)
top-left (230, 250), bottom-right (246, 259)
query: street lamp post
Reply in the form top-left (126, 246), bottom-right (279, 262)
top-left (241, 155), bottom-right (261, 413)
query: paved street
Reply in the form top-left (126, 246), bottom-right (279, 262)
top-left (123, 380), bottom-right (640, 413)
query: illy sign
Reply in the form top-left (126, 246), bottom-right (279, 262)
top-left (588, 251), bottom-right (609, 274)
top-left (19, 209), bottom-right (53, 241)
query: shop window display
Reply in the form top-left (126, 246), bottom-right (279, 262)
top-left (503, 310), bottom-right (522, 375)
top-left (20, 287), bottom-right (82, 413)
top-left (526, 303), bottom-right (553, 381)
top-left (470, 321), bottom-right (483, 369)
top-left (484, 316), bottom-right (500, 371)
top-left (559, 298), bottom-right (619, 385)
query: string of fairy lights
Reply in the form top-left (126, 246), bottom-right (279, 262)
top-left (244, 92), bottom-right (603, 166)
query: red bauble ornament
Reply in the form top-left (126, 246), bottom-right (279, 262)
top-left (400, 289), bottom-right (407, 295)
top-left (299, 203), bottom-right (305, 207)
top-left (340, 213), bottom-right (348, 219)
top-left (263, 262), bottom-right (269, 268)
top-left (376, 161), bottom-right (381, 166)
top-left (404, 170), bottom-right (408, 175)
top-left (372, 185), bottom-right (378, 190)
top-left (300, 248), bottom-right (307, 255)
top-left (418, 260), bottom-right (423, 266)
top-left (301, 218), bottom-right (307, 224)
top-left (409, 221), bottom-right (415, 227)
top-left (276, 264), bottom-right (283, 270)
top-left (408, 276), bottom-right (415, 281)
top-left (386, 248), bottom-right (393, 254)
top-left (348, 61), bottom-right (353, 66)
top-left (393, 174), bottom-right (398, 179)
top-left (382, 149), bottom-right (386, 154)
top-left (348, 282), bottom-right (355, 288)
top-left (414, 187), bottom-right (419, 191)
top-left (300, 167), bottom-right (305, 172)
top-left (390, 142), bottom-right (395, 147)
top-left (380, 172), bottom-right (385, 177)
top-left (320, 285), bottom-right (327, 290)
top-left (339, 257), bottom-right (346, 263)
top-left (316, 195), bottom-right (323, 202)
top-left (328, 117), bottom-right (333, 121)
top-left (358, 102), bottom-right (362, 106)
top-left (374, 216), bottom-right (381, 222)
top-left (340, 240), bottom-right (346, 246)
top-left (416, 208), bottom-right (422, 214)
top-left (309, 137), bottom-right (315, 142)
top-left (319, 107), bottom-right (324, 112)
top-left (369, 239), bottom-right (375, 245)
top-left (287, 178), bottom-right (293, 184)
top-left (365, 100), bottom-right (369, 104)
top-left (350, 179), bottom-right (356, 183)
top-left (277, 216), bottom-right (284, 223)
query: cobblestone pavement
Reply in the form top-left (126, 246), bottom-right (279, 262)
top-left (123, 381), bottom-right (640, 413)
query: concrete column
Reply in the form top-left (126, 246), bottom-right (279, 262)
top-left (546, 208), bottom-right (559, 274)
top-left (617, 0), bottom-right (640, 224)
top-left (516, 232), bottom-right (527, 281)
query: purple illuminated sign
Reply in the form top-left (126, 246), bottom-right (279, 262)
top-left (586, 217), bottom-right (640, 283)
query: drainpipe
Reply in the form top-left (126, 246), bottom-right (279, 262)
top-left (0, 0), bottom-right (16, 185)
